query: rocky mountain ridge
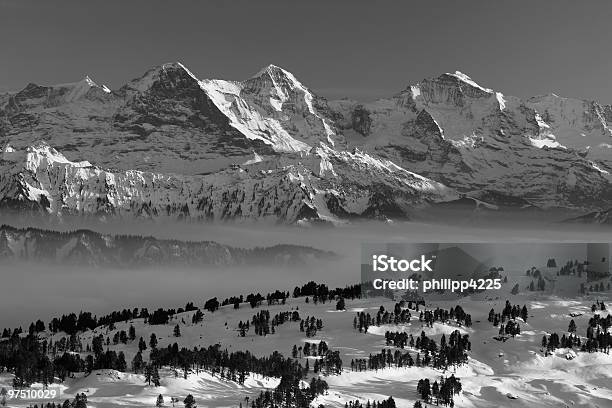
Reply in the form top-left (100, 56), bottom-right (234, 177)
top-left (0, 141), bottom-right (456, 224)
top-left (1, 63), bottom-right (611, 224)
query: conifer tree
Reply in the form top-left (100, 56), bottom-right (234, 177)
top-left (74, 393), bottom-right (87, 408)
top-left (150, 333), bottom-right (158, 349)
top-left (132, 351), bottom-right (144, 373)
top-left (138, 337), bottom-right (147, 352)
top-left (183, 394), bottom-right (196, 408)
top-left (152, 366), bottom-right (161, 387)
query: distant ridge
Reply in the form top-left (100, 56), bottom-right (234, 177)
top-left (0, 224), bottom-right (337, 267)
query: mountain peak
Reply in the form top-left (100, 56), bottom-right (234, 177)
top-left (123, 61), bottom-right (200, 93)
top-left (71, 75), bottom-right (111, 95)
top-left (160, 61), bottom-right (192, 74)
top-left (246, 64), bottom-right (310, 96)
top-left (251, 64), bottom-right (291, 79)
top-left (442, 71), bottom-right (493, 94)
top-left (45, 75), bottom-right (102, 90)
top-left (11, 75), bottom-right (111, 106)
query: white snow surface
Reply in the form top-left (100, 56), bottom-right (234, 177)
top-left (2, 290), bottom-right (612, 407)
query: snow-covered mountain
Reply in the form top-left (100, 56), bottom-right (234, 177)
top-left (330, 71), bottom-right (612, 210)
top-left (0, 62), bottom-right (342, 176)
top-left (0, 141), bottom-right (456, 223)
top-left (1, 63), bottom-right (611, 223)
top-left (0, 224), bottom-right (336, 267)
top-left (200, 64), bottom-right (343, 153)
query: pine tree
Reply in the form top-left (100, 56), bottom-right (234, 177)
top-left (132, 351), bottom-right (144, 373)
top-left (74, 393), bottom-right (87, 408)
top-left (92, 335), bottom-right (104, 356)
top-left (520, 306), bottom-right (528, 322)
top-left (117, 351), bottom-right (127, 371)
top-left (145, 364), bottom-right (153, 385)
top-left (150, 333), bottom-right (158, 349)
top-left (85, 355), bottom-right (94, 373)
top-left (152, 366), bottom-right (161, 387)
top-left (173, 324), bottom-right (181, 337)
top-left (432, 381), bottom-right (439, 403)
top-left (183, 394), bottom-right (196, 408)
top-left (138, 337), bottom-right (147, 352)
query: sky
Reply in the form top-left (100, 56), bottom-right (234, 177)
top-left (1, 0), bottom-right (612, 102)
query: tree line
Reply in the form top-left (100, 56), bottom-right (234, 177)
top-left (416, 375), bottom-right (462, 407)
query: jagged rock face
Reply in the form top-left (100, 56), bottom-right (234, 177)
top-left (0, 225), bottom-right (336, 267)
top-left (418, 72), bottom-right (495, 106)
top-left (113, 63), bottom-right (275, 169)
top-left (0, 143), bottom-right (457, 224)
top-left (200, 64), bottom-right (343, 152)
top-left (331, 71), bottom-right (612, 209)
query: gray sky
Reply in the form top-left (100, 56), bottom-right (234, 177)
top-left (1, 0), bottom-right (612, 102)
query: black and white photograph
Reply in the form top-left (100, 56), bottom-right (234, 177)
top-left (1, 1), bottom-right (611, 407)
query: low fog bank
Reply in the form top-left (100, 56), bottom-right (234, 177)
top-left (0, 257), bottom-right (358, 329)
top-left (1, 214), bottom-right (610, 328)
top-left (1, 213), bottom-right (611, 253)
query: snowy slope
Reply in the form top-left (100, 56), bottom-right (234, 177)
top-left (2, 288), bottom-right (612, 407)
top-left (0, 142), bottom-right (458, 224)
top-left (200, 64), bottom-right (343, 153)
